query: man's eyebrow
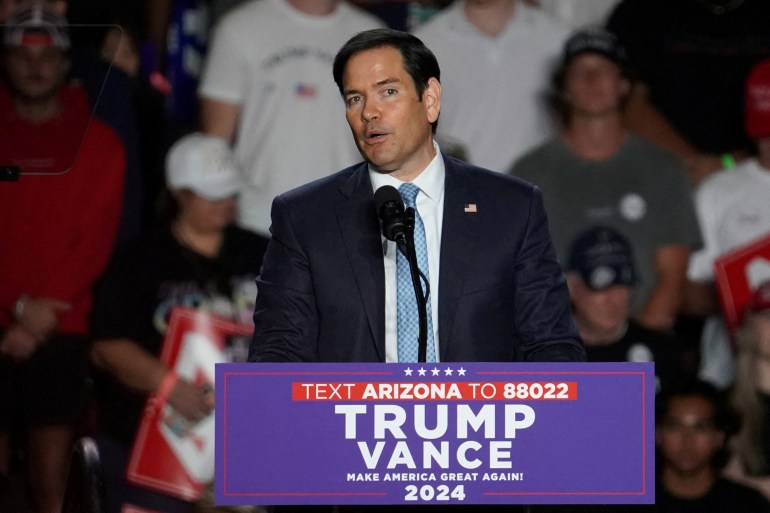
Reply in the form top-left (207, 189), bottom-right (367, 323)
top-left (374, 77), bottom-right (401, 87)
top-left (343, 77), bottom-right (402, 96)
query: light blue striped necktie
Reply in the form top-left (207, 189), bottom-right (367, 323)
top-left (396, 183), bottom-right (435, 362)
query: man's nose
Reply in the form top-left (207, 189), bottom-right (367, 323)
top-left (361, 99), bottom-right (380, 122)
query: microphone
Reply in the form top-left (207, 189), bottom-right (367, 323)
top-left (374, 185), bottom-right (430, 363)
top-left (374, 185), bottom-right (406, 244)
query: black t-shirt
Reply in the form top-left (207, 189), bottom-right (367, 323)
top-left (89, 224), bottom-right (269, 445)
top-left (530, 478), bottom-right (770, 512)
top-left (606, 0), bottom-right (770, 154)
top-left (584, 321), bottom-right (684, 392)
top-left (656, 478), bottom-right (770, 513)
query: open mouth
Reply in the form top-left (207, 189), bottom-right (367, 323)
top-left (366, 131), bottom-right (387, 143)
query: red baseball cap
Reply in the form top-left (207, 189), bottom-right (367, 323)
top-left (745, 59), bottom-right (770, 139)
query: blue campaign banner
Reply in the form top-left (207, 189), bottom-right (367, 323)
top-left (215, 362), bottom-right (654, 506)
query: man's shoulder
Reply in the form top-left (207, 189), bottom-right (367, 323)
top-left (624, 134), bottom-right (683, 168)
top-left (509, 138), bottom-right (563, 177)
top-left (216, 0), bottom-right (272, 28)
top-left (336, 1), bottom-right (386, 28)
top-left (446, 156), bottom-right (539, 199)
top-left (711, 478), bottom-right (770, 508)
top-left (84, 116), bottom-right (123, 148)
top-left (62, 85), bottom-right (125, 160)
top-left (517, 2), bottom-right (572, 40)
top-left (698, 158), bottom-right (764, 197)
top-left (278, 162), bottom-right (366, 204)
top-left (413, 2), bottom-right (460, 39)
top-left (217, 0), bottom-right (382, 31)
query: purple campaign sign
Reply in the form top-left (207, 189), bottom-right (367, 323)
top-left (215, 362), bottom-right (654, 506)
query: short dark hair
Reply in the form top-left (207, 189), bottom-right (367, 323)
top-left (333, 28), bottom-right (440, 100)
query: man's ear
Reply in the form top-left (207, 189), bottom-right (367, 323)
top-left (566, 272), bottom-right (581, 300)
top-left (620, 77), bottom-right (631, 98)
top-left (423, 77), bottom-right (441, 125)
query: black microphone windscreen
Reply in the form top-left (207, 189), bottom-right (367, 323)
top-left (374, 185), bottom-right (402, 214)
top-left (374, 185), bottom-right (406, 242)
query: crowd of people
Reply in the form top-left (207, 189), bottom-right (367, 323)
top-left (1, 0), bottom-right (770, 512)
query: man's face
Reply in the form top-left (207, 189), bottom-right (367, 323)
top-left (563, 53), bottom-right (628, 118)
top-left (342, 46), bottom-right (441, 181)
top-left (657, 396), bottom-right (724, 476)
top-left (568, 275), bottom-right (630, 340)
top-left (4, 43), bottom-right (69, 103)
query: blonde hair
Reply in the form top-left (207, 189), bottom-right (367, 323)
top-left (730, 313), bottom-right (769, 475)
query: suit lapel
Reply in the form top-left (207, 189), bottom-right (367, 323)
top-left (334, 163), bottom-right (386, 361)
top-left (438, 158), bottom-right (479, 359)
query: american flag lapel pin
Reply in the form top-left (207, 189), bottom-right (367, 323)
top-left (464, 203), bottom-right (477, 213)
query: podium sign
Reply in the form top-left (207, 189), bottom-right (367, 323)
top-left (215, 362), bottom-right (654, 506)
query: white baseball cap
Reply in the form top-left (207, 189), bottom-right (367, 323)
top-left (165, 133), bottom-right (243, 200)
top-left (4, 3), bottom-right (70, 50)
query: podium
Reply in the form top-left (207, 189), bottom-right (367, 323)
top-left (215, 362), bottom-right (655, 506)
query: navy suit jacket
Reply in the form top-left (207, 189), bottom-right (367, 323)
top-left (249, 155), bottom-right (584, 363)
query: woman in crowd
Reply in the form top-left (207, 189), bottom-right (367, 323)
top-left (726, 280), bottom-right (770, 501)
top-left (89, 132), bottom-right (269, 513)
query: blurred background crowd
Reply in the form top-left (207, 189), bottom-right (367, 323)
top-left (1, 0), bottom-right (770, 512)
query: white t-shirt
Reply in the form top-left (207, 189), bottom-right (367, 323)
top-left (414, 1), bottom-right (570, 173)
top-left (688, 158), bottom-right (770, 388)
top-left (199, 0), bottom-right (383, 235)
top-left (689, 158), bottom-right (770, 283)
top-left (537, 0), bottom-right (620, 28)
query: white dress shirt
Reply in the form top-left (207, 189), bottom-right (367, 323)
top-left (369, 144), bottom-right (445, 362)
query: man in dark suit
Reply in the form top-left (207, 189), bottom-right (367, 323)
top-left (249, 28), bottom-right (584, 365)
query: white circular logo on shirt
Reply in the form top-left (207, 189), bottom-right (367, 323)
top-left (619, 193), bottom-right (646, 222)
top-left (627, 343), bottom-right (654, 363)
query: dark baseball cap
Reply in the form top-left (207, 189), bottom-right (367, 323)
top-left (568, 226), bottom-right (637, 291)
top-left (562, 27), bottom-right (627, 69)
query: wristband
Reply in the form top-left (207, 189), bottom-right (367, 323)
top-left (14, 295), bottom-right (28, 321)
top-left (721, 153), bottom-right (736, 170)
top-left (154, 370), bottom-right (178, 404)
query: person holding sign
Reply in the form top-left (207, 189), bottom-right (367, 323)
top-left (90, 133), bottom-right (268, 513)
top-left (684, 58), bottom-right (770, 390)
top-left (249, 28), bottom-right (584, 366)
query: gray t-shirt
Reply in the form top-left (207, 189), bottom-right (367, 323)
top-left (512, 134), bottom-right (702, 314)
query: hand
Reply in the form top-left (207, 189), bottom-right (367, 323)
top-left (166, 378), bottom-right (214, 422)
top-left (16, 296), bottom-right (71, 340)
top-left (0, 324), bottom-right (41, 361)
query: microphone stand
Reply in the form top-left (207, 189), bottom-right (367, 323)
top-left (402, 208), bottom-right (429, 363)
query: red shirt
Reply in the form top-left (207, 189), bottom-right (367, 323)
top-left (0, 84), bottom-right (126, 333)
